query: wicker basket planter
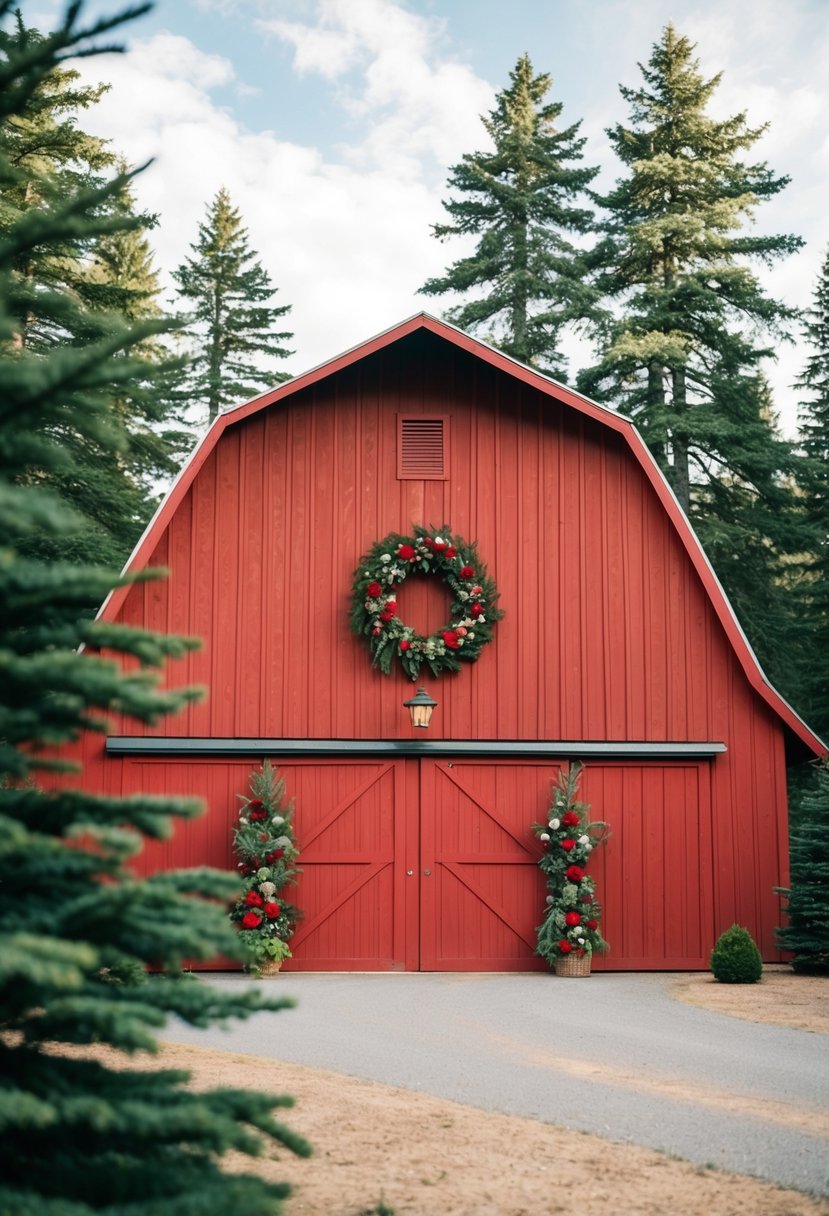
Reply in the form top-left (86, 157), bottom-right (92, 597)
top-left (554, 953), bottom-right (592, 978)
top-left (259, 958), bottom-right (284, 977)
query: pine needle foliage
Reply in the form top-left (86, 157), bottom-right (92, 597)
top-left (173, 187), bottom-right (294, 425)
top-left (0, 5), bottom-right (310, 1212)
top-left (420, 53), bottom-right (598, 377)
top-left (0, 10), bottom-right (191, 569)
top-left (577, 23), bottom-right (804, 703)
top-left (793, 249), bottom-right (829, 742)
top-left (776, 762), bottom-right (829, 974)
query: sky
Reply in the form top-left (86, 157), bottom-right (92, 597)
top-left (33, 0), bottom-right (829, 435)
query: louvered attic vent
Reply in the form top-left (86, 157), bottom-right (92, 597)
top-left (397, 414), bottom-right (448, 480)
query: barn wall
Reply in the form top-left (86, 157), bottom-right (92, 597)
top-left (66, 329), bottom-right (795, 965)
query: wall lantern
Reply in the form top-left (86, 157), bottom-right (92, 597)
top-left (403, 687), bottom-right (438, 729)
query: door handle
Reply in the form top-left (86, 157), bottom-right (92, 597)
top-left (423, 869), bottom-right (431, 876)
top-left (406, 869), bottom-right (414, 876)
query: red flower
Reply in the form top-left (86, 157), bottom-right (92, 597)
top-left (470, 603), bottom-right (483, 617)
top-left (397, 543), bottom-right (416, 561)
top-left (248, 799), bottom-right (264, 810)
top-left (560, 838), bottom-right (576, 851)
top-left (400, 640), bottom-right (412, 651)
top-left (385, 600), bottom-right (397, 613)
top-left (445, 546), bottom-right (457, 558)
top-left (422, 536), bottom-right (434, 548)
top-left (460, 565), bottom-right (475, 579)
top-left (241, 911), bottom-right (262, 929)
top-left (433, 539), bottom-right (447, 552)
top-left (259, 833), bottom-right (269, 841)
top-left (565, 911), bottom-right (582, 927)
top-left (441, 630), bottom-right (459, 649)
top-left (367, 581), bottom-right (382, 597)
top-left (264, 902), bottom-right (281, 919)
top-left (380, 609), bottom-right (395, 622)
top-left (266, 849), bottom-right (284, 863)
top-left (558, 940), bottom-right (573, 954)
top-left (562, 811), bottom-right (580, 827)
top-left (249, 809), bottom-right (267, 821)
top-left (372, 626), bottom-right (382, 636)
top-left (586, 918), bottom-right (599, 931)
top-left (576, 948), bottom-right (586, 957)
top-left (244, 890), bottom-right (264, 907)
top-left (565, 864), bottom-right (585, 882)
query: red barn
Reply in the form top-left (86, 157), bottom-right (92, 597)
top-left (70, 314), bottom-right (826, 971)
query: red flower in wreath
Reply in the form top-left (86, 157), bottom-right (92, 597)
top-left (244, 890), bottom-right (264, 907)
top-left (566, 864), bottom-right (586, 882)
top-left (586, 918), bottom-right (599, 931)
top-left (562, 811), bottom-right (580, 827)
top-left (249, 809), bottom-right (267, 821)
top-left (560, 838), bottom-right (576, 851)
top-left (397, 543), bottom-right (416, 561)
top-left (400, 640), bottom-right (412, 651)
top-left (445, 546), bottom-right (457, 558)
top-left (267, 849), bottom-right (284, 863)
top-left (558, 940), bottom-right (573, 954)
top-left (565, 911), bottom-right (582, 927)
top-left (367, 581), bottom-right (382, 598)
top-left (241, 911), bottom-right (262, 929)
top-left (470, 603), bottom-right (483, 617)
top-left (460, 565), bottom-right (475, 579)
top-left (380, 608), bottom-right (395, 622)
top-left (264, 902), bottom-right (281, 919)
top-left (248, 799), bottom-right (264, 810)
top-left (441, 630), bottom-right (459, 649)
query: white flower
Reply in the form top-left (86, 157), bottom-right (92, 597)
top-left (578, 835), bottom-right (589, 845)
top-left (239, 817), bottom-right (249, 825)
top-left (381, 554), bottom-right (391, 563)
top-left (259, 881), bottom-right (276, 898)
top-left (545, 895), bottom-right (554, 905)
top-left (577, 937), bottom-right (585, 945)
top-left (467, 630), bottom-right (475, 639)
top-left (274, 835), bottom-right (292, 850)
top-left (539, 832), bottom-right (550, 842)
top-left (477, 614), bottom-right (486, 623)
top-left (584, 843), bottom-right (593, 852)
top-left (549, 818), bottom-right (560, 830)
top-left (271, 816), bottom-right (285, 825)
top-left (364, 570), bottom-right (371, 576)
top-left (434, 535), bottom-right (445, 545)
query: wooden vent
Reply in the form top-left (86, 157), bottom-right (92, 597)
top-left (397, 415), bottom-right (448, 480)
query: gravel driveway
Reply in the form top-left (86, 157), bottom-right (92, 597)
top-left (162, 971), bottom-right (829, 1197)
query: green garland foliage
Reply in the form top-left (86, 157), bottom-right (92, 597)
top-left (351, 526), bottom-right (503, 679)
top-left (231, 763), bottom-right (301, 974)
top-left (533, 763), bottom-right (610, 965)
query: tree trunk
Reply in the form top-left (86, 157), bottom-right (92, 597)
top-left (670, 365), bottom-right (691, 512)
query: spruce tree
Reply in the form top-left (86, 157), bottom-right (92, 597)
top-left (578, 24), bottom-right (803, 698)
top-left (419, 53), bottom-right (597, 377)
top-left (173, 188), bottom-right (293, 425)
top-left (0, 5), bottom-right (310, 1211)
top-left (776, 762), bottom-right (829, 973)
top-left (0, 13), bottom-right (190, 568)
top-left (793, 248), bottom-right (829, 741)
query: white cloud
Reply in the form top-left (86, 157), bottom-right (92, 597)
top-left (72, 20), bottom-right (479, 384)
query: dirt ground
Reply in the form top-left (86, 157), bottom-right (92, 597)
top-left (148, 966), bottom-right (829, 1216)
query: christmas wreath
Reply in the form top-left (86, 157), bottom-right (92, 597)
top-left (351, 526), bottom-right (503, 679)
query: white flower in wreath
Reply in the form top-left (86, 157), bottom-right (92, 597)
top-left (578, 834), bottom-right (589, 845)
top-left (584, 843), bottom-right (593, 853)
top-left (545, 895), bottom-right (554, 905)
top-left (562, 883), bottom-right (578, 903)
top-left (259, 881), bottom-right (276, 898)
top-left (274, 835), bottom-right (292, 850)
top-left (381, 554), bottom-right (391, 563)
top-left (271, 816), bottom-right (285, 825)
top-left (238, 817), bottom-right (249, 825)
top-left (549, 818), bottom-right (560, 830)
top-left (467, 631), bottom-right (475, 639)
top-left (577, 937), bottom-right (585, 945)
top-left (539, 832), bottom-right (550, 842)
top-left (477, 614), bottom-right (486, 623)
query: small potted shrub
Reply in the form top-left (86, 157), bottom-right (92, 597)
top-left (231, 761), bottom-right (301, 976)
top-left (709, 924), bottom-right (762, 983)
top-left (533, 762), bottom-right (609, 976)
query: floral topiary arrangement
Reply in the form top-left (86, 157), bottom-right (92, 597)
top-left (533, 762), bottom-right (609, 973)
top-left (230, 761), bottom-right (301, 974)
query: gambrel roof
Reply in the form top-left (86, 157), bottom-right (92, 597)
top-left (101, 312), bottom-right (826, 762)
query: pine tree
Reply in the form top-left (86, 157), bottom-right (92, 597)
top-left (776, 762), bottom-right (829, 973)
top-left (578, 24), bottom-right (803, 698)
top-left (793, 248), bottom-right (829, 741)
top-left (0, 14), bottom-right (190, 568)
top-left (419, 53), bottom-right (597, 377)
top-left (173, 188), bottom-right (293, 424)
top-left (0, 5), bottom-right (310, 1211)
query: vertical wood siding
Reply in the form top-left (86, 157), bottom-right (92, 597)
top-left (72, 327), bottom-right (792, 965)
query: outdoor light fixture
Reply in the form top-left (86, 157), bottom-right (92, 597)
top-left (403, 687), bottom-right (437, 729)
